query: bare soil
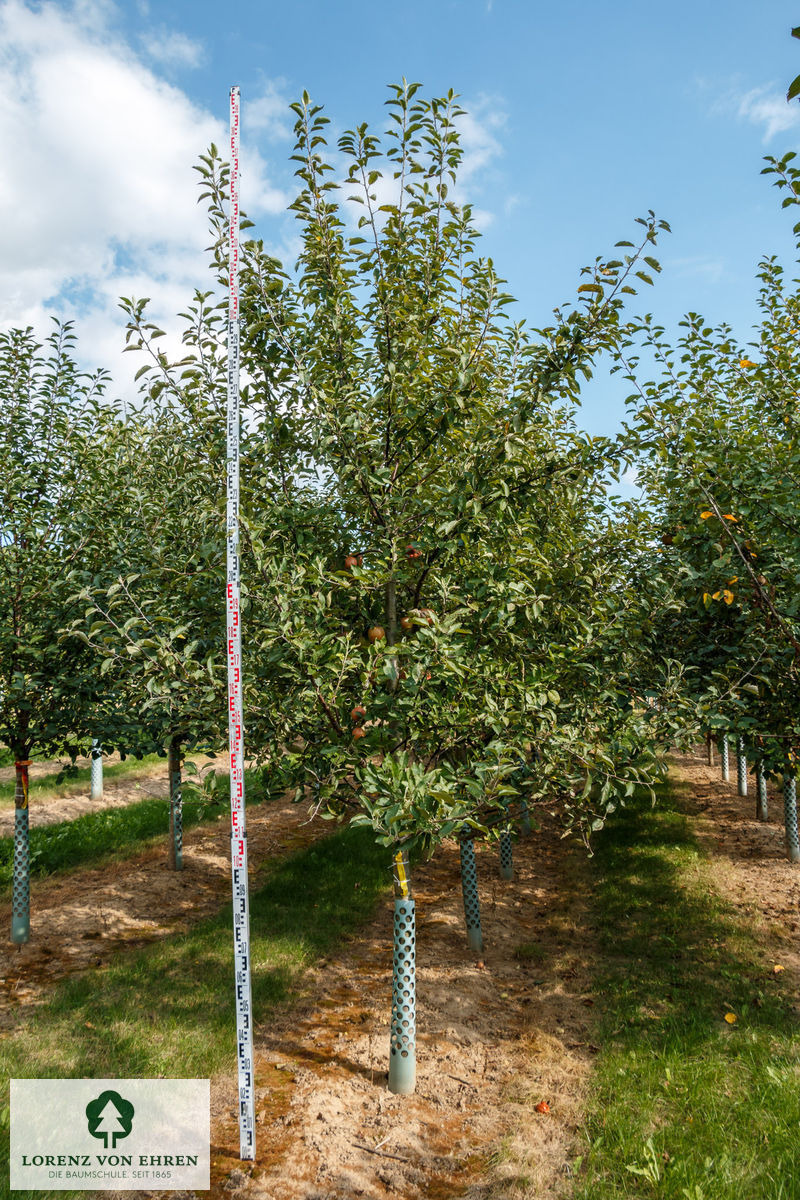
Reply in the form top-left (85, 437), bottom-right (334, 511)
top-left (669, 746), bottom-right (800, 970)
top-left (142, 808), bottom-right (597, 1200)
top-left (166, 748), bottom-right (800, 1200)
top-left (6, 746), bottom-right (800, 1200)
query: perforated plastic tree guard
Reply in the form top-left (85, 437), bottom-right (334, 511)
top-left (736, 738), bottom-right (748, 797)
top-left (169, 741), bottom-right (183, 871)
top-left (499, 829), bottom-right (513, 881)
top-left (11, 760), bottom-right (30, 944)
top-left (720, 735), bottom-right (730, 784)
top-left (756, 760), bottom-right (768, 823)
top-left (784, 774), bottom-right (800, 864)
top-left (389, 849), bottom-right (416, 1094)
top-left (90, 739), bottom-right (103, 802)
top-left (459, 838), bottom-right (483, 953)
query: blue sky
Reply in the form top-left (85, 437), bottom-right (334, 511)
top-left (2, 0), bottom-right (799, 438)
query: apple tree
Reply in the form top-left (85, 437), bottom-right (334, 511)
top-left (618, 155), bottom-right (800, 777)
top-left (194, 81), bottom-right (677, 851)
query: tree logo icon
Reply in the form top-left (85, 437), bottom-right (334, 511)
top-left (85, 1090), bottom-right (135, 1149)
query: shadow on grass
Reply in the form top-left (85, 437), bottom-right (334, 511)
top-left (0, 825), bottom-right (392, 1198)
top-left (575, 781), bottom-right (800, 1199)
top-left (591, 789), bottom-right (795, 1041)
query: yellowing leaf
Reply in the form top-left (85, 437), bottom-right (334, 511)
top-left (712, 591), bottom-right (722, 600)
top-left (739, 358), bottom-right (756, 367)
top-left (722, 590), bottom-right (735, 605)
top-left (700, 511), bottom-right (713, 520)
top-left (724, 1012), bottom-right (738, 1024)
top-left (773, 964), bottom-right (786, 974)
top-left (728, 577), bottom-right (739, 584)
top-left (702, 593), bottom-right (712, 605)
top-left (722, 514), bottom-right (738, 522)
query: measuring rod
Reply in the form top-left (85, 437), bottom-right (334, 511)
top-left (226, 84), bottom-right (255, 1161)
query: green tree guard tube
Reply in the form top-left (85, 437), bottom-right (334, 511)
top-left (388, 848), bottom-right (416, 1095)
top-left (499, 828), bottom-right (513, 881)
top-left (90, 738), bottom-right (103, 802)
top-left (459, 838), bottom-right (483, 954)
top-left (784, 772), bottom-right (800, 864)
top-left (11, 760), bottom-right (30, 944)
top-left (756, 760), bottom-right (768, 822)
top-left (736, 738), bottom-right (748, 797)
top-left (168, 740), bottom-right (183, 871)
top-left (720, 735), bottom-right (730, 784)
top-left (519, 797), bottom-right (532, 835)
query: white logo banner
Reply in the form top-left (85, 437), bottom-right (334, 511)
top-left (10, 1079), bottom-right (210, 1191)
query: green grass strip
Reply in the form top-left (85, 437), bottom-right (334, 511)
top-left (573, 781), bottom-right (800, 1200)
top-left (0, 824), bottom-right (391, 1200)
top-left (0, 772), bottom-right (264, 890)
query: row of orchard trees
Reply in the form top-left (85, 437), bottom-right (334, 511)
top-left (618, 149), bottom-right (800, 836)
top-left (1, 83), bottom-right (687, 952)
top-left (11, 78), bottom-right (800, 1102)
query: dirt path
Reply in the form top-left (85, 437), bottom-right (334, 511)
top-left (183, 812), bottom-right (597, 1200)
top-left (152, 747), bottom-right (800, 1200)
top-left (2, 784), bottom-right (600, 1199)
top-left (0, 755), bottom-right (216, 834)
top-left (8, 745), bottom-right (797, 1200)
top-left (670, 746), bottom-right (800, 964)
top-left (0, 794), bottom-right (327, 1025)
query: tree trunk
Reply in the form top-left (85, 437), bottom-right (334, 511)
top-left (386, 577), bottom-right (398, 692)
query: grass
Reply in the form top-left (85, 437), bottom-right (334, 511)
top-left (513, 940), bottom-right (547, 963)
top-left (0, 824), bottom-right (392, 1200)
top-left (0, 752), bottom-right (173, 806)
top-left (572, 781), bottom-right (800, 1200)
top-left (0, 768), bottom-right (264, 890)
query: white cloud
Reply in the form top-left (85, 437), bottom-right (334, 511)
top-left (738, 85), bottom-right (800, 143)
top-left (456, 96), bottom-right (506, 184)
top-left (667, 255), bottom-right (726, 284)
top-left (247, 79), bottom-right (294, 140)
top-left (704, 75), bottom-right (800, 144)
top-left (141, 28), bottom-right (205, 69)
top-left (0, 0), bottom-right (289, 396)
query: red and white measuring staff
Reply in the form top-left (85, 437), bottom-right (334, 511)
top-left (226, 84), bottom-right (255, 1162)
